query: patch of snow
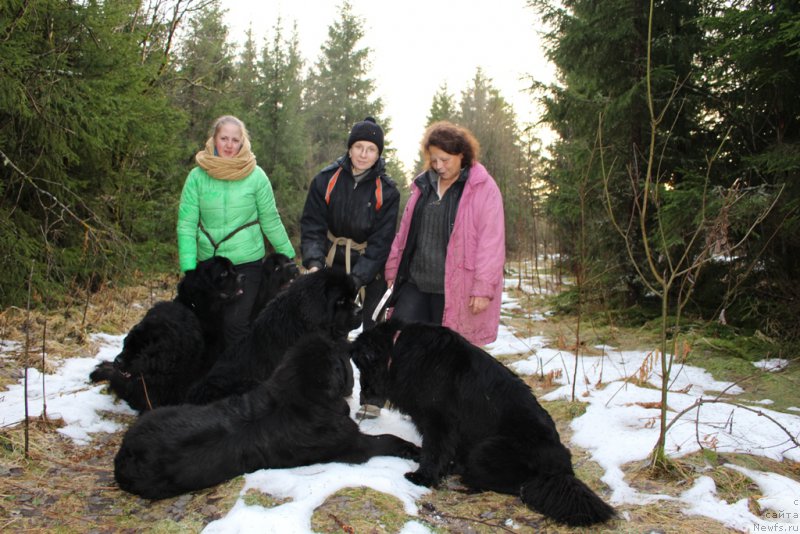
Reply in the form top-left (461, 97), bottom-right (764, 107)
top-left (752, 359), bottom-right (790, 372)
top-left (0, 334), bottom-right (133, 444)
top-left (484, 323), bottom-right (545, 357)
top-left (679, 476), bottom-right (762, 531)
top-left (1, 305), bottom-right (798, 532)
top-left (725, 464), bottom-right (800, 525)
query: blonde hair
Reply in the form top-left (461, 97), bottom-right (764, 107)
top-left (195, 115), bottom-right (256, 181)
top-left (210, 115), bottom-right (251, 145)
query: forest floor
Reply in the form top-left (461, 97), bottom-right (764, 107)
top-left (0, 263), bottom-right (798, 533)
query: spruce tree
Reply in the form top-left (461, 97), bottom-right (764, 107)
top-left (458, 69), bottom-right (528, 253)
top-left (252, 21), bottom-right (310, 239)
top-left (0, 0), bottom-right (188, 305)
top-left (303, 1), bottom-right (386, 171)
top-left (172, 0), bottom-right (236, 157)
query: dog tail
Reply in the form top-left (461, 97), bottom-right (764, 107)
top-left (520, 472), bottom-right (615, 526)
top-left (89, 361), bottom-right (115, 383)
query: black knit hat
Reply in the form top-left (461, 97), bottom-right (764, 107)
top-left (347, 116), bottom-right (384, 155)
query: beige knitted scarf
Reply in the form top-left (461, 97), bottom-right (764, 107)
top-left (195, 136), bottom-right (256, 181)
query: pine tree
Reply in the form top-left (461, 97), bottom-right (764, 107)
top-left (303, 1), bottom-right (386, 170)
top-left (251, 21), bottom-right (310, 239)
top-left (696, 0), bottom-right (800, 337)
top-left (458, 70), bottom-right (529, 252)
top-left (231, 26), bottom-right (260, 119)
top-left (0, 0), bottom-right (190, 305)
top-left (530, 0), bottom-right (707, 305)
top-left (172, 0), bottom-right (236, 157)
top-left (427, 84), bottom-right (458, 125)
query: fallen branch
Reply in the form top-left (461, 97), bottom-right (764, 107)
top-left (664, 395), bottom-right (799, 454)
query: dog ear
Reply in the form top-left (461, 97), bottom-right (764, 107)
top-left (337, 352), bottom-right (355, 398)
top-left (351, 339), bottom-right (385, 368)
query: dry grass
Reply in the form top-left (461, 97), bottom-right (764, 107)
top-left (0, 268), bottom-right (796, 532)
top-left (0, 271), bottom-right (177, 391)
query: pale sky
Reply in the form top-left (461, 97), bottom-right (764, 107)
top-left (223, 0), bottom-right (556, 170)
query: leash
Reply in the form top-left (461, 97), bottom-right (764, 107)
top-left (198, 220), bottom-right (259, 255)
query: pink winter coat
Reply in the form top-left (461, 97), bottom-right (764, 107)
top-left (384, 162), bottom-right (505, 345)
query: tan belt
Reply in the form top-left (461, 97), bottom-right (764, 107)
top-left (326, 231), bottom-right (367, 304)
top-left (326, 231), bottom-right (367, 274)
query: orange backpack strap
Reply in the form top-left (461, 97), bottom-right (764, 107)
top-left (326, 167), bottom-right (383, 211)
top-left (324, 167), bottom-right (343, 205)
top-left (374, 177), bottom-right (383, 211)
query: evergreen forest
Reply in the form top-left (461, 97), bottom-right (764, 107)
top-left (1, 0), bottom-right (798, 343)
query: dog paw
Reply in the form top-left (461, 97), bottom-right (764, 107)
top-left (399, 443), bottom-right (421, 461)
top-left (405, 470), bottom-right (437, 487)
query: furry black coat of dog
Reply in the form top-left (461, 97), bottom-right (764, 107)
top-left (249, 252), bottom-right (300, 321)
top-left (89, 256), bottom-right (243, 412)
top-left (114, 334), bottom-right (420, 500)
top-left (351, 319), bottom-right (616, 527)
top-left (186, 269), bottom-right (362, 404)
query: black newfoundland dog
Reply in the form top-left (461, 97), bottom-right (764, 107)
top-left (114, 334), bottom-right (420, 500)
top-left (249, 252), bottom-right (300, 320)
top-left (351, 319), bottom-right (616, 527)
top-left (89, 256), bottom-right (243, 412)
top-left (186, 269), bottom-right (361, 404)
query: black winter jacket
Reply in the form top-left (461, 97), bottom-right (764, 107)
top-left (300, 156), bottom-right (400, 286)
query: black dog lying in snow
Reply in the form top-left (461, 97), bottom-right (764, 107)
top-left (114, 334), bottom-right (420, 500)
top-left (186, 269), bottom-right (361, 404)
top-left (89, 256), bottom-right (243, 411)
top-left (351, 319), bottom-right (616, 527)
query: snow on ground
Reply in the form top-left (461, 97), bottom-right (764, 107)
top-left (752, 358), bottom-right (791, 372)
top-left (1, 278), bottom-right (798, 532)
top-left (504, 257), bottom-right (562, 297)
top-left (0, 339), bottom-right (21, 354)
top-left (506, 326), bottom-right (800, 529)
top-left (484, 321), bottom-right (547, 356)
top-left (0, 333), bottom-right (134, 444)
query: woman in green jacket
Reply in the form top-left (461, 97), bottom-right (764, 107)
top-left (177, 115), bottom-right (296, 344)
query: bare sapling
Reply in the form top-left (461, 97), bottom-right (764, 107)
top-left (599, 0), bottom-right (784, 469)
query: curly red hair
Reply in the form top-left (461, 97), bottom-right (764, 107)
top-left (421, 121), bottom-right (480, 169)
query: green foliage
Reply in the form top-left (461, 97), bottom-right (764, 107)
top-left (696, 1), bottom-right (800, 339)
top-left (530, 0), bottom-right (800, 339)
top-left (426, 84), bottom-right (458, 125)
top-left (249, 22), bottom-right (310, 239)
top-left (171, 0), bottom-right (236, 157)
top-left (0, 0), bottom-right (188, 307)
top-left (303, 1), bottom-right (387, 171)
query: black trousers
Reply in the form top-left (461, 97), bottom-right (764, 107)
top-left (329, 263), bottom-right (386, 331)
top-left (390, 281), bottom-right (444, 325)
top-left (223, 258), bottom-right (263, 346)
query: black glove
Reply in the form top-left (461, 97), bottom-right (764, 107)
top-left (286, 262), bottom-right (300, 278)
top-left (349, 273), bottom-right (364, 290)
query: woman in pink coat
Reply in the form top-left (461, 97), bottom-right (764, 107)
top-left (384, 121), bottom-right (505, 346)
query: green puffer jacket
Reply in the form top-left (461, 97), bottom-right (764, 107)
top-left (176, 165), bottom-right (295, 272)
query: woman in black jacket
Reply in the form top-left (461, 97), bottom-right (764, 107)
top-left (300, 117), bottom-right (400, 331)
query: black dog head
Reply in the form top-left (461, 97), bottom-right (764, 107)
top-left (176, 256), bottom-right (244, 312)
top-left (350, 320), bottom-right (403, 407)
top-left (262, 253), bottom-right (300, 297)
top-left (262, 269), bottom-right (362, 340)
top-left (325, 271), bottom-right (363, 338)
top-left (273, 334), bottom-right (354, 402)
